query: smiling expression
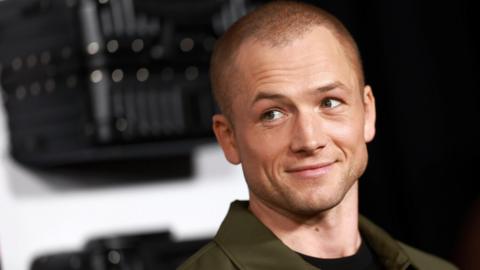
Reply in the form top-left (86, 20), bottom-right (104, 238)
top-left (213, 26), bottom-right (376, 217)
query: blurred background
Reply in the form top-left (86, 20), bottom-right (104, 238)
top-left (0, 0), bottom-right (478, 270)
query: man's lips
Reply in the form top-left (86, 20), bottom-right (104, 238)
top-left (285, 162), bottom-right (335, 178)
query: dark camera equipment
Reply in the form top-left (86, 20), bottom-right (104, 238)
top-left (30, 231), bottom-right (210, 270)
top-left (0, 0), bottom-right (256, 167)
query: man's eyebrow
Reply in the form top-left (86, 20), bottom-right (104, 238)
top-left (317, 81), bottom-right (349, 92)
top-left (251, 92), bottom-right (288, 106)
top-left (251, 81), bottom-right (349, 105)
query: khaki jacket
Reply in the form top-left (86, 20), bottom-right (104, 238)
top-left (178, 201), bottom-right (457, 270)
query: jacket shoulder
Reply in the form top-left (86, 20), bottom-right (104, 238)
top-left (398, 242), bottom-right (458, 270)
top-left (177, 241), bottom-right (238, 270)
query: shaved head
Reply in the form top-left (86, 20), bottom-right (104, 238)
top-left (210, 0), bottom-right (364, 120)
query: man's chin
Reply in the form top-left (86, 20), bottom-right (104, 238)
top-left (279, 195), bottom-right (345, 219)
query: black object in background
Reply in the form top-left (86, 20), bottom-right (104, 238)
top-left (30, 231), bottom-right (210, 270)
top-left (0, 0), bottom-right (256, 167)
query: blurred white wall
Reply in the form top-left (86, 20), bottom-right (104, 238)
top-left (0, 96), bottom-right (249, 270)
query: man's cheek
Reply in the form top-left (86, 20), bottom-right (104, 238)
top-left (330, 121), bottom-right (363, 142)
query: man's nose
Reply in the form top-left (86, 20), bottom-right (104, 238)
top-left (289, 111), bottom-right (327, 155)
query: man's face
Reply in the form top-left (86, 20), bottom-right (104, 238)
top-left (213, 26), bottom-right (376, 217)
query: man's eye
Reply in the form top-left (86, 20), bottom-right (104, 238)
top-left (321, 98), bottom-right (342, 108)
top-left (261, 110), bottom-right (285, 121)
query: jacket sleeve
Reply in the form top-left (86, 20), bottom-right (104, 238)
top-left (177, 241), bottom-right (239, 270)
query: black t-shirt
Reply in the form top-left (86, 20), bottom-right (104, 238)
top-left (297, 240), bottom-right (383, 270)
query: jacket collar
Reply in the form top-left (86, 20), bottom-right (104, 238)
top-left (214, 200), bottom-right (318, 270)
top-left (214, 200), bottom-right (414, 270)
top-left (358, 216), bottom-right (414, 270)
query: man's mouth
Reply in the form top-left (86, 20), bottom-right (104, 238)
top-left (285, 162), bottom-right (335, 178)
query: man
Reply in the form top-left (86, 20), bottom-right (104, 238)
top-left (178, 1), bottom-right (458, 269)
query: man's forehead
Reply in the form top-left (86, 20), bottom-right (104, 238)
top-left (235, 28), bottom-right (352, 79)
top-left (235, 26), bottom-right (345, 66)
top-left (229, 26), bottom-right (361, 97)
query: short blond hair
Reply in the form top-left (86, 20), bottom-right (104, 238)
top-left (210, 0), bottom-right (364, 120)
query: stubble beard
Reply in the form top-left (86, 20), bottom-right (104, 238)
top-left (248, 152), bottom-right (368, 221)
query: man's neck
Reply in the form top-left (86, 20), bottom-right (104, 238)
top-left (248, 182), bottom-right (361, 259)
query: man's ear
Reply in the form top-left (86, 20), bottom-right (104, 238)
top-left (212, 114), bottom-right (241, 164)
top-left (362, 85), bottom-right (376, 142)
